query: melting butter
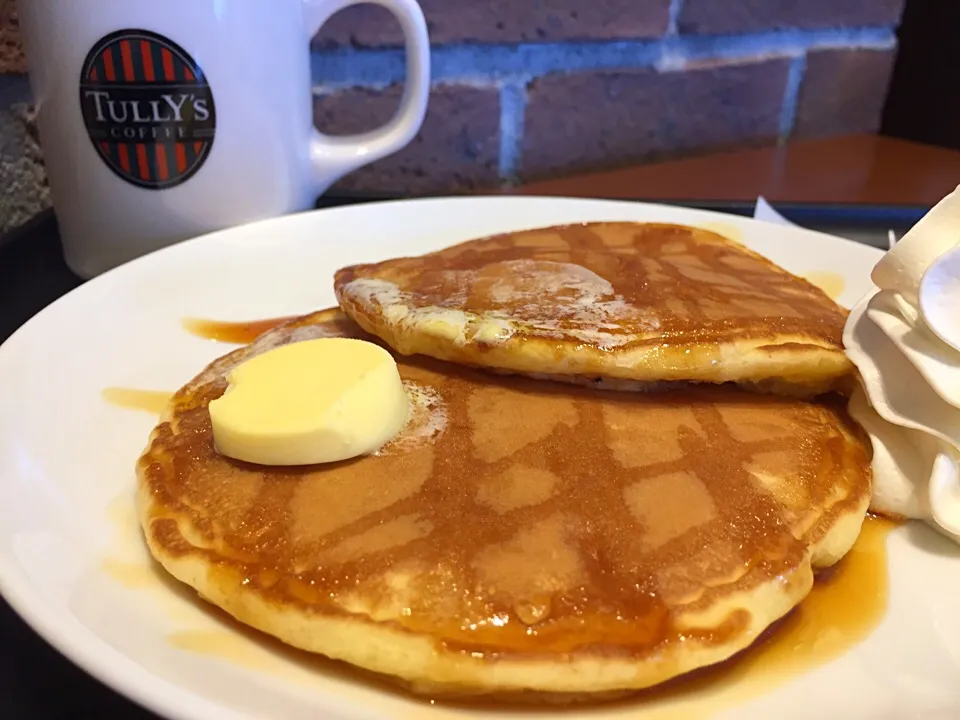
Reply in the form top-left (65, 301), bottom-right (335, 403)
top-left (209, 338), bottom-right (410, 466)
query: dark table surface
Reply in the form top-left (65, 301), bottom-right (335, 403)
top-left (0, 196), bottom-right (917, 719)
top-left (0, 212), bottom-right (158, 719)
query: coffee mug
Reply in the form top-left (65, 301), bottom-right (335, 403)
top-left (17, 0), bottom-right (430, 278)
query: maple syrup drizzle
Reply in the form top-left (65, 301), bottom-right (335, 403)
top-left (114, 444), bottom-right (890, 712)
top-left (699, 221), bottom-right (747, 245)
top-left (157, 516), bottom-right (894, 717)
top-left (108, 306), bottom-right (890, 713)
top-left (101, 387), bottom-right (173, 415)
top-left (615, 515), bottom-right (894, 718)
top-left (335, 222), bottom-right (849, 350)
top-left (103, 317), bottom-right (297, 413)
top-left (700, 224), bottom-right (847, 302)
top-left (182, 316), bottom-right (297, 344)
top-left (803, 271), bottom-right (847, 301)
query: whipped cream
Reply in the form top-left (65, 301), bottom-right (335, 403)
top-left (843, 186), bottom-right (960, 543)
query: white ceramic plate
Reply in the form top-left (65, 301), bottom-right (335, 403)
top-left (1, 197), bottom-right (958, 720)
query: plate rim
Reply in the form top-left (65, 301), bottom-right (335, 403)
top-left (0, 195), bottom-right (885, 357)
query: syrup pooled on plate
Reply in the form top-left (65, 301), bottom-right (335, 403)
top-left (802, 271), bottom-right (846, 301)
top-left (182, 316), bottom-right (296, 344)
top-left (618, 515), bottom-right (892, 719)
top-left (101, 387), bottom-right (173, 415)
top-left (114, 502), bottom-right (892, 718)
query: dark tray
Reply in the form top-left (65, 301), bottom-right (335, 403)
top-left (0, 198), bottom-right (912, 719)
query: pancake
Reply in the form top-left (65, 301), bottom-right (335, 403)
top-left (334, 222), bottom-right (852, 397)
top-left (137, 309), bottom-right (871, 698)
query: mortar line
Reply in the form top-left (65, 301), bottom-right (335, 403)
top-left (666, 0), bottom-right (687, 36)
top-left (311, 26), bottom-right (898, 88)
top-left (497, 81), bottom-right (527, 184)
top-left (778, 54), bottom-right (808, 141)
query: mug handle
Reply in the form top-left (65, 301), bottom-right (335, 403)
top-left (303, 0), bottom-right (430, 192)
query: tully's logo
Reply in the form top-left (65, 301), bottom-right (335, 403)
top-left (79, 29), bottom-right (216, 190)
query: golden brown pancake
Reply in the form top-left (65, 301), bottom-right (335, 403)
top-left (334, 222), bottom-right (852, 397)
top-left (137, 309), bottom-right (871, 698)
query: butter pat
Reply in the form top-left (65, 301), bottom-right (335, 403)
top-left (209, 338), bottom-right (409, 466)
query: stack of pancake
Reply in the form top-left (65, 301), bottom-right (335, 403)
top-left (137, 222), bottom-right (871, 699)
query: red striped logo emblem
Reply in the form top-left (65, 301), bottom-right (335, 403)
top-left (79, 29), bottom-right (216, 190)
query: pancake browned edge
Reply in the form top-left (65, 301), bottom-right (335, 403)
top-left (334, 222), bottom-right (852, 398)
top-left (137, 309), bottom-right (871, 701)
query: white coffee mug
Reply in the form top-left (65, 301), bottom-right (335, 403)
top-left (16, 0), bottom-right (430, 278)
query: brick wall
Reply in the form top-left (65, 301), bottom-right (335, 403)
top-left (0, 0), bottom-right (48, 231)
top-left (0, 0), bottom-right (903, 230)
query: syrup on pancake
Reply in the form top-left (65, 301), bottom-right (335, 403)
top-left (137, 309), bottom-right (871, 696)
top-left (334, 222), bottom-right (852, 396)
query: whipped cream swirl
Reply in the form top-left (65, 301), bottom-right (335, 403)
top-left (843, 186), bottom-right (960, 544)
